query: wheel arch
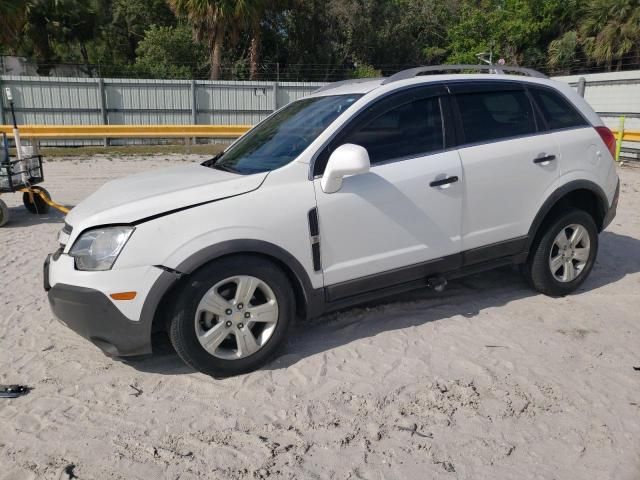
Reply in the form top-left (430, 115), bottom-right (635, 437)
top-left (527, 180), bottom-right (608, 254)
top-left (149, 240), bottom-right (323, 338)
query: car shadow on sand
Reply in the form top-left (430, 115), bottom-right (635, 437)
top-left (123, 230), bottom-right (640, 376)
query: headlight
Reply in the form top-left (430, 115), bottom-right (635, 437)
top-left (69, 226), bottom-right (134, 271)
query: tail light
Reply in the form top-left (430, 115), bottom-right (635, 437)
top-left (595, 126), bottom-right (616, 159)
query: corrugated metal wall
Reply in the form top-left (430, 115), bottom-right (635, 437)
top-left (1, 72), bottom-right (639, 146)
top-left (0, 76), bottom-right (324, 145)
top-left (554, 70), bottom-right (640, 131)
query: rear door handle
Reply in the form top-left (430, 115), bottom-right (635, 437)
top-left (533, 154), bottom-right (556, 164)
top-left (430, 176), bottom-right (459, 188)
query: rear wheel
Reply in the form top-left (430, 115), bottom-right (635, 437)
top-left (23, 187), bottom-right (51, 214)
top-left (522, 208), bottom-right (598, 296)
top-left (0, 199), bottom-right (8, 227)
top-left (168, 255), bottom-right (295, 377)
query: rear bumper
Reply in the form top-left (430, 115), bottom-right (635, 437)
top-left (48, 283), bottom-right (153, 356)
top-left (602, 178), bottom-right (619, 230)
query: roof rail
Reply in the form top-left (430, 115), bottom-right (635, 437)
top-left (381, 64), bottom-right (547, 85)
top-left (313, 77), bottom-right (383, 94)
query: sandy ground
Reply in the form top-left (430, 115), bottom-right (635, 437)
top-left (0, 155), bottom-right (639, 480)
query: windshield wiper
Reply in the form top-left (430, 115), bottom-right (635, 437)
top-left (213, 163), bottom-right (239, 174)
top-left (201, 152), bottom-right (222, 168)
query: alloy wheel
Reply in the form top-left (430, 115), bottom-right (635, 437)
top-left (548, 223), bottom-right (591, 283)
top-left (194, 275), bottom-right (279, 360)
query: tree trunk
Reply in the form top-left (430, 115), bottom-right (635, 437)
top-left (80, 42), bottom-right (93, 77)
top-left (210, 25), bottom-right (224, 80)
top-left (249, 19), bottom-right (261, 80)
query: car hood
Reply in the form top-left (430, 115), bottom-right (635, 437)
top-left (65, 163), bottom-right (267, 229)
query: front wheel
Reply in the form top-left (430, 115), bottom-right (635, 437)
top-left (522, 208), bottom-right (598, 296)
top-left (168, 255), bottom-right (295, 377)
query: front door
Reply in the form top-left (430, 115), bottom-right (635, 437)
top-left (312, 86), bottom-right (463, 298)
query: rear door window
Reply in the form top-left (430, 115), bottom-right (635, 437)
top-left (529, 87), bottom-right (588, 130)
top-left (455, 89), bottom-right (537, 144)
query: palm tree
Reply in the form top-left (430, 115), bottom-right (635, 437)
top-left (169, 0), bottom-right (248, 80)
top-left (579, 0), bottom-right (640, 70)
top-left (547, 31), bottom-right (579, 75)
top-left (234, 0), bottom-right (266, 80)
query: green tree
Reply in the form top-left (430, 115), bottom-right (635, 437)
top-left (0, 0), bottom-right (27, 54)
top-left (133, 24), bottom-right (207, 78)
top-left (447, 0), bottom-right (570, 67)
top-left (580, 0), bottom-right (640, 70)
top-left (168, 0), bottom-right (244, 79)
top-left (547, 30), bottom-right (579, 74)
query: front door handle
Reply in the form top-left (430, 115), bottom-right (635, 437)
top-left (533, 154), bottom-right (556, 164)
top-left (430, 176), bottom-right (459, 188)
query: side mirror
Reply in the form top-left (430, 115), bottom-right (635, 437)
top-left (320, 144), bottom-right (370, 193)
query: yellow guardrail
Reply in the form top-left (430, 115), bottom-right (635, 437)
top-left (0, 124), bottom-right (251, 139)
top-left (612, 115), bottom-right (640, 162)
top-left (611, 130), bottom-right (640, 143)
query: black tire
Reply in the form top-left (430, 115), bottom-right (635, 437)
top-left (522, 208), bottom-right (598, 296)
top-left (0, 199), bottom-right (8, 227)
top-left (168, 255), bottom-right (295, 377)
top-left (23, 187), bottom-right (51, 214)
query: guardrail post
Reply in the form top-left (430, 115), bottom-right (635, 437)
top-left (190, 79), bottom-right (197, 145)
top-left (272, 82), bottom-right (278, 112)
top-left (98, 78), bottom-right (109, 147)
top-left (615, 116), bottom-right (625, 162)
top-left (577, 77), bottom-right (586, 97)
top-left (0, 77), bottom-right (5, 126)
top-left (190, 80), bottom-right (197, 124)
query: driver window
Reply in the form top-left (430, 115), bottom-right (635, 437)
top-left (341, 96), bottom-right (444, 165)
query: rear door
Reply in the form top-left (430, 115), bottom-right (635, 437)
top-left (527, 85), bottom-right (599, 178)
top-left (450, 81), bottom-right (561, 257)
top-left (312, 85), bottom-right (463, 294)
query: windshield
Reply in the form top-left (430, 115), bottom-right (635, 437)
top-left (211, 94), bottom-right (362, 174)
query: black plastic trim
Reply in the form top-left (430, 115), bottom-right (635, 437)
top-left (48, 283), bottom-right (153, 357)
top-left (462, 236), bottom-right (528, 266)
top-left (326, 254), bottom-right (462, 302)
top-left (308, 208), bottom-right (320, 237)
top-left (43, 254), bottom-right (51, 291)
top-left (533, 155), bottom-right (556, 164)
top-left (311, 243), bottom-right (322, 272)
top-left (527, 180), bottom-right (610, 247)
top-left (174, 239), bottom-right (324, 319)
top-left (430, 176), bottom-right (459, 187)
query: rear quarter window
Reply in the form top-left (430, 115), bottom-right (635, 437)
top-left (529, 87), bottom-right (588, 130)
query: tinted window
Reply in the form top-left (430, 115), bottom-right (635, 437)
top-left (456, 90), bottom-right (536, 144)
top-left (341, 96), bottom-right (444, 164)
top-left (212, 94), bottom-right (361, 174)
top-left (530, 88), bottom-right (587, 130)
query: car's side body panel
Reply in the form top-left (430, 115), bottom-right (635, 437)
top-left (457, 133), bottom-right (561, 251)
top-left (313, 148), bottom-right (464, 286)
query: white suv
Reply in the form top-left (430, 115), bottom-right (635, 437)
top-left (45, 66), bottom-right (620, 376)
